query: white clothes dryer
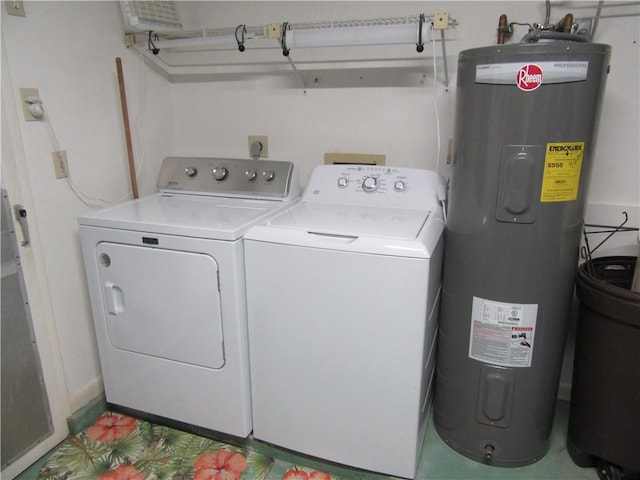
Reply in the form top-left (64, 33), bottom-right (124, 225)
top-left (244, 165), bottom-right (445, 478)
top-left (79, 157), bottom-right (299, 437)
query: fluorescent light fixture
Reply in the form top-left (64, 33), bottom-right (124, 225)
top-left (285, 23), bottom-right (431, 49)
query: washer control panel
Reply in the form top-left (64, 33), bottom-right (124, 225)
top-left (332, 166), bottom-right (413, 195)
top-left (158, 157), bottom-right (298, 200)
top-left (307, 164), bottom-right (444, 209)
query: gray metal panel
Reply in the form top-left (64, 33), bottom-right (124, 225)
top-left (495, 145), bottom-right (544, 224)
top-left (434, 42), bottom-right (611, 466)
top-left (1, 190), bottom-right (53, 470)
top-left (157, 156), bottom-right (295, 198)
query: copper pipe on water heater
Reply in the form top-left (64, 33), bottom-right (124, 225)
top-left (115, 57), bottom-right (139, 199)
top-left (497, 14), bottom-right (508, 44)
top-left (561, 13), bottom-right (574, 32)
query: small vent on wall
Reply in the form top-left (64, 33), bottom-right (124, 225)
top-left (324, 153), bottom-right (386, 166)
top-left (120, 1), bottom-right (182, 33)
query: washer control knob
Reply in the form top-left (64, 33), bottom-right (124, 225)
top-left (362, 176), bottom-right (378, 193)
top-left (185, 167), bottom-right (198, 177)
top-left (212, 166), bottom-right (228, 181)
top-left (337, 177), bottom-right (349, 188)
top-left (262, 170), bottom-right (275, 181)
top-left (245, 169), bottom-right (257, 181)
top-left (394, 180), bottom-right (406, 192)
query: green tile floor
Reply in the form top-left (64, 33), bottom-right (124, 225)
top-left (17, 400), bottom-right (597, 480)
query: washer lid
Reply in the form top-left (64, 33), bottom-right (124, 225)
top-left (246, 201), bottom-right (442, 258)
top-left (78, 193), bottom-right (292, 241)
top-left (265, 201), bottom-right (430, 240)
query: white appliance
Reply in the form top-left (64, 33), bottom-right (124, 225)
top-left (78, 157), bottom-right (300, 437)
top-left (244, 164), bottom-right (445, 478)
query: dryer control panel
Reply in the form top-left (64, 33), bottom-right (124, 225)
top-left (305, 165), bottom-right (444, 210)
top-left (158, 157), bottom-right (300, 201)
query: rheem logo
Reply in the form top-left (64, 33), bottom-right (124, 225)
top-left (516, 64), bottom-right (543, 91)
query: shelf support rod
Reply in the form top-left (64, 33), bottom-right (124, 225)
top-left (440, 30), bottom-right (450, 89)
top-left (285, 55), bottom-right (308, 90)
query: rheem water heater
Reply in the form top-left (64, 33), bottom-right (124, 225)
top-left (435, 41), bottom-right (610, 466)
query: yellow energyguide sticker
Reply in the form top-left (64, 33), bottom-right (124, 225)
top-left (540, 142), bottom-right (585, 202)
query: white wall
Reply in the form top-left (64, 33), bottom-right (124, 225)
top-left (1, 1), bottom-right (638, 410)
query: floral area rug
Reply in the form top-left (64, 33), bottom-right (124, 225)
top-left (281, 466), bottom-right (338, 480)
top-left (37, 411), bottom-right (273, 480)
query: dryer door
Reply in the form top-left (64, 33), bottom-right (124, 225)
top-left (96, 242), bottom-right (224, 369)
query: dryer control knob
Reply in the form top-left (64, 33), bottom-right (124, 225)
top-left (362, 176), bottom-right (378, 193)
top-left (245, 169), bottom-right (257, 181)
top-left (262, 170), bottom-right (275, 181)
top-left (185, 167), bottom-right (198, 177)
top-left (337, 177), bottom-right (348, 188)
top-left (212, 166), bottom-right (228, 181)
top-left (394, 180), bottom-right (406, 192)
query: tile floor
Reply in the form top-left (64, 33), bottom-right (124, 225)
top-left (17, 400), bottom-right (597, 480)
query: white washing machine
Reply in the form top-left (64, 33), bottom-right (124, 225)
top-left (244, 164), bottom-right (445, 478)
top-left (78, 156), bottom-right (299, 437)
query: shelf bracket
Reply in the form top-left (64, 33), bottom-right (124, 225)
top-left (285, 54), bottom-right (307, 91)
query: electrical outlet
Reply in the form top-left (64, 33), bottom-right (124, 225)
top-left (267, 23), bottom-right (282, 39)
top-left (433, 12), bottom-right (449, 30)
top-left (5, 1), bottom-right (25, 17)
top-left (248, 136), bottom-right (269, 158)
top-left (20, 87), bottom-right (41, 122)
top-left (52, 150), bottom-right (69, 179)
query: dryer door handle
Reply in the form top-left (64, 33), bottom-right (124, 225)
top-left (104, 282), bottom-right (125, 315)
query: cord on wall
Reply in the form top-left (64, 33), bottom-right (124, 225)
top-left (43, 116), bottom-right (111, 208)
top-left (37, 97), bottom-right (135, 209)
top-left (430, 23), bottom-right (447, 224)
top-left (431, 23), bottom-right (442, 178)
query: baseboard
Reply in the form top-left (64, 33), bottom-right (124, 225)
top-left (68, 375), bottom-right (104, 413)
top-left (67, 393), bottom-right (107, 435)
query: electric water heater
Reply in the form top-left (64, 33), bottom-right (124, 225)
top-left (435, 41), bottom-right (610, 466)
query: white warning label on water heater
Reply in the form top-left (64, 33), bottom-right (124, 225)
top-left (469, 296), bottom-right (538, 367)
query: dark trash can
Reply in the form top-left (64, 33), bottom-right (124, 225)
top-left (568, 256), bottom-right (640, 480)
